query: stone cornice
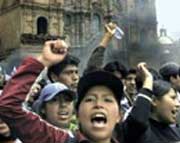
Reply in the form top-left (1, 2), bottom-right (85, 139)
top-left (20, 2), bottom-right (63, 12)
top-left (0, 3), bottom-right (19, 15)
top-left (20, 33), bottom-right (66, 45)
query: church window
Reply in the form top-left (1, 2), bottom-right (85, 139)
top-left (92, 14), bottom-right (101, 33)
top-left (65, 15), bottom-right (71, 26)
top-left (37, 17), bottom-right (48, 35)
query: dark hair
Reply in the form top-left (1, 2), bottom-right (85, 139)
top-left (159, 62), bottom-right (179, 81)
top-left (47, 54), bottom-right (80, 82)
top-left (148, 68), bottom-right (162, 81)
top-left (153, 80), bottom-right (172, 99)
top-left (127, 68), bottom-right (136, 75)
top-left (103, 61), bottom-right (127, 79)
top-left (83, 65), bottom-right (101, 76)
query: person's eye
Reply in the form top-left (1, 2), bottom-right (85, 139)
top-left (65, 71), bottom-right (71, 75)
top-left (64, 96), bottom-right (73, 102)
top-left (49, 98), bottom-right (58, 103)
top-left (84, 96), bottom-right (96, 102)
top-left (104, 97), bottom-right (114, 103)
top-left (68, 71), bottom-right (73, 75)
top-left (171, 96), bottom-right (177, 100)
top-left (62, 71), bottom-right (72, 75)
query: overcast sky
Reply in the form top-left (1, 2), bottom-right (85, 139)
top-left (156, 0), bottom-right (180, 40)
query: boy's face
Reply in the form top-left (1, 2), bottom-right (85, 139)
top-left (152, 88), bottom-right (180, 124)
top-left (57, 65), bottom-right (79, 92)
top-left (77, 85), bottom-right (121, 142)
top-left (124, 73), bottom-right (137, 96)
top-left (43, 94), bottom-right (74, 128)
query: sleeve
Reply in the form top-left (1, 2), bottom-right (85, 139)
top-left (116, 88), bottom-right (153, 143)
top-left (0, 57), bottom-right (69, 143)
top-left (86, 46), bottom-right (106, 71)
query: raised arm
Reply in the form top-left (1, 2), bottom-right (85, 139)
top-left (116, 63), bottom-right (153, 143)
top-left (86, 22), bottom-right (118, 71)
top-left (0, 39), bottom-right (70, 143)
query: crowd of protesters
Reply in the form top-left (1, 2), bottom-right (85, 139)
top-left (0, 22), bottom-right (180, 143)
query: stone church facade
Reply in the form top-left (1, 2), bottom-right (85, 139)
top-left (0, 0), bottom-right (158, 72)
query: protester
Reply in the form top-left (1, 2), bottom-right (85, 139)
top-left (159, 62), bottom-right (180, 92)
top-left (121, 68), bottom-right (137, 113)
top-left (159, 62), bottom-right (180, 124)
top-left (135, 80), bottom-right (180, 143)
top-left (85, 22), bottom-right (138, 115)
top-left (32, 82), bottom-right (77, 132)
top-left (47, 54), bottom-right (80, 92)
top-left (103, 61), bottom-right (128, 81)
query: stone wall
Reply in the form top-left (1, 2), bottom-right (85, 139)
top-left (0, 7), bottom-right (21, 52)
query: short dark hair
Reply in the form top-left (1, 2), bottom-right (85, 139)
top-left (159, 62), bottom-right (179, 81)
top-left (153, 80), bottom-right (172, 99)
top-left (127, 68), bottom-right (136, 76)
top-left (103, 61), bottom-right (127, 79)
top-left (47, 54), bottom-right (80, 82)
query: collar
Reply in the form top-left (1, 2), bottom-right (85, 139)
top-left (75, 130), bottom-right (120, 143)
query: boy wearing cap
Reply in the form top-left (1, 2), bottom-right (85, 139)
top-left (32, 82), bottom-right (77, 132)
top-left (0, 39), bottom-right (154, 143)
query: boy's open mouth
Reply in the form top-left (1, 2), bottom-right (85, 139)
top-left (91, 113), bottom-right (107, 127)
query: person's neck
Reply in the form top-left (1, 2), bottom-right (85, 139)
top-left (87, 136), bottom-right (111, 143)
top-left (58, 123), bottom-right (70, 129)
top-left (150, 114), bottom-right (169, 125)
top-left (93, 139), bottom-right (111, 143)
top-left (47, 119), bottom-right (70, 130)
top-left (125, 91), bottom-right (134, 106)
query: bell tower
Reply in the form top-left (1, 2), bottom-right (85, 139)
top-left (0, 0), bottom-right (64, 60)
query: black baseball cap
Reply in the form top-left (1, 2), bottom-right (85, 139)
top-left (76, 70), bottom-right (124, 110)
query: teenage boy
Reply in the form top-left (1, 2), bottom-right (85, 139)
top-left (32, 82), bottom-right (77, 132)
top-left (47, 54), bottom-right (80, 92)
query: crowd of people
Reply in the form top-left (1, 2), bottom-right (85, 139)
top-left (0, 22), bottom-right (180, 143)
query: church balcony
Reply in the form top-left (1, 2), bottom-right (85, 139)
top-left (20, 33), bottom-right (65, 45)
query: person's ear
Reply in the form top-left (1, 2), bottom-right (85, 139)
top-left (40, 108), bottom-right (47, 119)
top-left (116, 111), bottom-right (122, 123)
top-left (151, 97), bottom-right (158, 107)
top-left (50, 73), bottom-right (59, 82)
top-left (170, 75), bottom-right (178, 84)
